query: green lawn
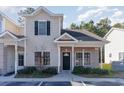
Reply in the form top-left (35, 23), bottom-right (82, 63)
top-left (15, 72), bottom-right (56, 78)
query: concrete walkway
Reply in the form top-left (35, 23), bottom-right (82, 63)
top-left (0, 71), bottom-right (124, 84)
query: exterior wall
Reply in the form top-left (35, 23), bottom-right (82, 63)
top-left (6, 45), bottom-right (15, 73)
top-left (0, 43), bottom-right (4, 74)
top-left (25, 10), bottom-right (62, 67)
top-left (105, 29), bottom-right (124, 63)
top-left (4, 17), bottom-right (24, 35)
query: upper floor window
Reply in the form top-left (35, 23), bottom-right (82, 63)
top-left (35, 21), bottom-right (50, 36)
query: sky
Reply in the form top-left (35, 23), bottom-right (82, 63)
top-left (0, 6), bottom-right (124, 28)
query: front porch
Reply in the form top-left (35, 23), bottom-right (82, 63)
top-left (57, 45), bottom-right (103, 73)
top-left (0, 31), bottom-right (26, 75)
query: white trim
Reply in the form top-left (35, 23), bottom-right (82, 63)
top-left (38, 20), bottom-right (47, 35)
top-left (2, 18), bottom-right (5, 32)
top-left (104, 27), bottom-right (124, 39)
top-left (18, 52), bottom-right (24, 67)
top-left (0, 31), bottom-right (18, 39)
top-left (15, 42), bottom-right (18, 75)
top-left (84, 51), bottom-right (91, 66)
top-left (58, 46), bottom-right (60, 73)
top-left (23, 7), bottom-right (63, 17)
top-left (100, 47), bottom-right (103, 69)
top-left (62, 51), bottom-right (71, 70)
top-left (24, 40), bottom-right (26, 66)
top-left (82, 49), bottom-right (84, 66)
top-left (17, 38), bottom-right (27, 41)
top-left (54, 32), bottom-right (78, 42)
top-left (72, 46), bottom-right (74, 71)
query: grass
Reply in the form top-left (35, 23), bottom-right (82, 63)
top-left (102, 63), bottom-right (112, 70)
top-left (15, 72), bottom-right (56, 78)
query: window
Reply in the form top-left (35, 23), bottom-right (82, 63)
top-left (109, 53), bottom-right (112, 58)
top-left (84, 52), bottom-right (90, 65)
top-left (75, 52), bottom-right (83, 66)
top-left (35, 52), bottom-right (41, 66)
top-left (38, 21), bottom-right (47, 35)
top-left (35, 51), bottom-right (50, 66)
top-left (18, 54), bottom-right (24, 66)
top-left (34, 21), bottom-right (50, 35)
top-left (119, 52), bottom-right (124, 61)
top-left (43, 52), bottom-right (50, 65)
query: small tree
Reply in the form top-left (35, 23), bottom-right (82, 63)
top-left (18, 7), bottom-right (35, 26)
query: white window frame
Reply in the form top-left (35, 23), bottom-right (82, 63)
top-left (34, 51), bottom-right (50, 66)
top-left (75, 51), bottom-right (83, 66)
top-left (38, 20), bottom-right (47, 35)
top-left (43, 51), bottom-right (50, 66)
top-left (75, 51), bottom-right (91, 66)
top-left (84, 51), bottom-right (91, 66)
top-left (18, 53), bottom-right (24, 67)
top-left (119, 52), bottom-right (124, 61)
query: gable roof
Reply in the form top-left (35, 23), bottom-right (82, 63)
top-left (104, 27), bottom-right (124, 39)
top-left (61, 29), bottom-right (109, 43)
top-left (22, 6), bottom-right (63, 17)
top-left (0, 11), bottom-right (20, 27)
top-left (54, 32), bottom-right (78, 42)
top-left (0, 31), bottom-right (25, 39)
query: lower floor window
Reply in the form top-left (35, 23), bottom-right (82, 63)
top-left (75, 52), bottom-right (91, 66)
top-left (75, 52), bottom-right (83, 66)
top-left (119, 52), bottom-right (124, 61)
top-left (18, 54), bottom-right (24, 66)
top-left (35, 51), bottom-right (50, 66)
top-left (84, 52), bottom-right (90, 65)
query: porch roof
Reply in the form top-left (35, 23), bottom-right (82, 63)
top-left (0, 31), bottom-right (26, 40)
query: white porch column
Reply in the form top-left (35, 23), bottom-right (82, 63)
top-left (72, 46), bottom-right (74, 71)
top-left (100, 47), bottom-right (103, 69)
top-left (15, 42), bottom-right (18, 75)
top-left (58, 46), bottom-right (61, 73)
top-left (82, 49), bottom-right (85, 66)
top-left (24, 40), bottom-right (26, 66)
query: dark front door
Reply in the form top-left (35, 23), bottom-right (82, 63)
top-left (63, 52), bottom-right (70, 70)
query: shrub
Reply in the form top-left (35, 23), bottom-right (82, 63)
top-left (91, 68), bottom-right (110, 75)
top-left (42, 67), bottom-right (57, 74)
top-left (72, 66), bottom-right (110, 75)
top-left (18, 67), bottom-right (36, 74)
top-left (72, 66), bottom-right (84, 74)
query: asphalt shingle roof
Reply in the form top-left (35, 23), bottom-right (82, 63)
top-left (61, 29), bottom-right (100, 41)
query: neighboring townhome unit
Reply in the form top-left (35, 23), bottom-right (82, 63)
top-left (0, 7), bottom-right (109, 75)
top-left (104, 28), bottom-right (124, 63)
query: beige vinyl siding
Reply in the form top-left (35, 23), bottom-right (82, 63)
top-left (4, 17), bottom-right (24, 35)
top-left (25, 11), bottom-right (62, 67)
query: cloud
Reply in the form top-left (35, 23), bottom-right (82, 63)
top-left (111, 10), bottom-right (123, 18)
top-left (64, 15), bottom-right (66, 19)
top-left (77, 6), bottom-right (83, 11)
top-left (78, 7), bottom-right (108, 21)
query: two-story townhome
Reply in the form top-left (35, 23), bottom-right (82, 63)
top-left (0, 7), bottom-right (109, 75)
top-left (104, 28), bottom-right (124, 63)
